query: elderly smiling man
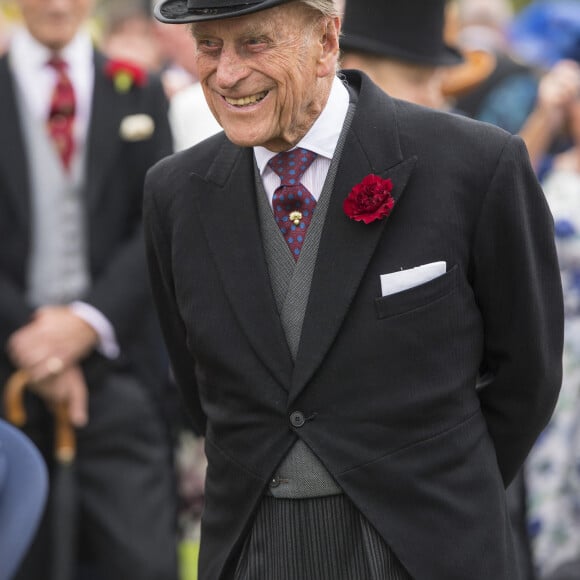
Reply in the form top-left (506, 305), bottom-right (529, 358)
top-left (146, 0), bottom-right (564, 578)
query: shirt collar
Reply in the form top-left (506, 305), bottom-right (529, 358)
top-left (59, 29), bottom-right (93, 73)
top-left (254, 75), bottom-right (350, 175)
top-left (10, 25), bottom-right (93, 74)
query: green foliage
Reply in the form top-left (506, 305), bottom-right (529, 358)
top-left (511, 0), bottom-right (532, 12)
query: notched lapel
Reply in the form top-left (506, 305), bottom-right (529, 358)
top-left (380, 156), bottom-right (417, 206)
top-left (289, 153), bottom-right (418, 404)
top-left (193, 141), bottom-right (294, 391)
top-left (85, 55), bottom-right (125, 211)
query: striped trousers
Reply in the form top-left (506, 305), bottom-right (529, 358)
top-left (234, 494), bottom-right (412, 579)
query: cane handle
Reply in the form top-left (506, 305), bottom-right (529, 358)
top-left (2, 370), bottom-right (76, 462)
top-left (3, 369), bottom-right (29, 427)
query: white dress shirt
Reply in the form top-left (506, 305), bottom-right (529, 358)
top-left (9, 27), bottom-right (119, 359)
top-left (254, 75), bottom-right (350, 205)
top-left (9, 26), bottom-right (94, 147)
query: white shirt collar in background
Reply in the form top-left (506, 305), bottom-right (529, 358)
top-left (9, 26), bottom-right (94, 141)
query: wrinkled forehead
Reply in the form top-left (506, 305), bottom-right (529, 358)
top-left (192, 17), bottom-right (265, 38)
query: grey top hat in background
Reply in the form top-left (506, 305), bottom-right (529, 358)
top-left (154, 0), bottom-right (295, 23)
top-left (340, 0), bottom-right (463, 67)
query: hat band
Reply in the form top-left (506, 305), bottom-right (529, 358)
top-left (186, 0), bottom-right (261, 13)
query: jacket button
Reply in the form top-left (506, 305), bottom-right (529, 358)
top-left (289, 411), bottom-right (306, 428)
top-left (269, 476), bottom-right (281, 488)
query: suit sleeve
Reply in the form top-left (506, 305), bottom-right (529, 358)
top-left (143, 170), bottom-right (207, 436)
top-left (0, 278), bottom-right (33, 349)
top-left (472, 134), bottom-right (563, 485)
top-left (82, 74), bottom-right (173, 349)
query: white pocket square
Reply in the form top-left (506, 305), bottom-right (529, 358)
top-left (380, 261), bottom-right (446, 297)
top-left (119, 114), bottom-right (155, 141)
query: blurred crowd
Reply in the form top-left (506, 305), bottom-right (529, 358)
top-left (1, 0), bottom-right (580, 579)
top-left (341, 4), bottom-right (580, 577)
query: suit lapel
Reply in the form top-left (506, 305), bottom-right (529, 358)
top-left (193, 139), bottom-right (294, 390)
top-left (0, 56), bottom-right (30, 224)
top-left (85, 52), bottom-right (124, 212)
top-left (289, 74), bottom-right (417, 403)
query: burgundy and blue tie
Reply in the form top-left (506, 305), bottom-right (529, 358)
top-left (268, 148), bottom-right (317, 261)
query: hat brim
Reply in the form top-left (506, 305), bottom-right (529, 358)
top-left (154, 0), bottom-right (294, 23)
top-left (340, 32), bottom-right (464, 67)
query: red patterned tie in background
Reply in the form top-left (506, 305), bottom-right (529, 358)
top-left (268, 148), bottom-right (317, 261)
top-left (47, 56), bottom-right (76, 171)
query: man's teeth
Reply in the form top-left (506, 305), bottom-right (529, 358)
top-left (225, 91), bottom-right (267, 106)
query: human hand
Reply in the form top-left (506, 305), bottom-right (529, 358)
top-left (6, 306), bottom-right (99, 384)
top-left (535, 59), bottom-right (580, 132)
top-left (26, 364), bottom-right (89, 427)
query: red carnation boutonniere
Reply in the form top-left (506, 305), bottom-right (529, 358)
top-left (104, 59), bottom-right (147, 94)
top-left (343, 174), bottom-right (395, 224)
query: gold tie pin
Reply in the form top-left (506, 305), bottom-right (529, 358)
top-left (289, 211), bottom-right (302, 226)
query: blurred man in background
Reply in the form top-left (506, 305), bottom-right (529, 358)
top-left (0, 0), bottom-right (178, 578)
top-left (340, 0), bottom-right (464, 110)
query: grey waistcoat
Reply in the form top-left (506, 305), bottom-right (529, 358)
top-left (255, 103), bottom-right (356, 498)
top-left (15, 83), bottom-right (90, 307)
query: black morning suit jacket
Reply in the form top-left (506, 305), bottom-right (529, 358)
top-left (144, 70), bottom-right (564, 580)
top-left (0, 50), bottom-right (172, 396)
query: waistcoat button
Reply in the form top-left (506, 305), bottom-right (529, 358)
top-left (289, 411), bottom-right (306, 428)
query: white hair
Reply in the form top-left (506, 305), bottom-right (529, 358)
top-left (298, 0), bottom-right (341, 19)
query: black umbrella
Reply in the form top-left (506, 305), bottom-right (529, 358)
top-left (4, 370), bottom-right (78, 580)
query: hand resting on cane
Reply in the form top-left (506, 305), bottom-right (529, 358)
top-left (6, 305), bottom-right (97, 427)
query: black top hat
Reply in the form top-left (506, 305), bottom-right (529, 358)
top-left (341, 0), bottom-right (463, 67)
top-left (153, 0), bottom-right (295, 23)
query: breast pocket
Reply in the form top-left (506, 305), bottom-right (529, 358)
top-left (374, 264), bottom-right (459, 319)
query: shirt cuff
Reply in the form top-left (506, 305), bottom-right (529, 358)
top-left (69, 301), bottom-right (120, 359)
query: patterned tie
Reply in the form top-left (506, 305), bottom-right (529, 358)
top-left (268, 148), bottom-right (317, 261)
top-left (47, 56), bottom-right (76, 171)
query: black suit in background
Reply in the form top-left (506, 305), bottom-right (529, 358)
top-left (0, 50), bottom-right (179, 580)
top-left (144, 70), bottom-right (564, 579)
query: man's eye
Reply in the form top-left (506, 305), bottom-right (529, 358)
top-left (198, 40), bottom-right (220, 51)
top-left (246, 38), bottom-right (267, 49)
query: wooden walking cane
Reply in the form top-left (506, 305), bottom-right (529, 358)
top-left (3, 369), bottom-right (76, 463)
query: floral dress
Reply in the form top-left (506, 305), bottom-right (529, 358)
top-left (525, 168), bottom-right (580, 578)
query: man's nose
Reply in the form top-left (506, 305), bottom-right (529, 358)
top-left (215, 49), bottom-right (250, 89)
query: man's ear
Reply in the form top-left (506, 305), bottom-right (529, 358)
top-left (317, 16), bottom-right (340, 78)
